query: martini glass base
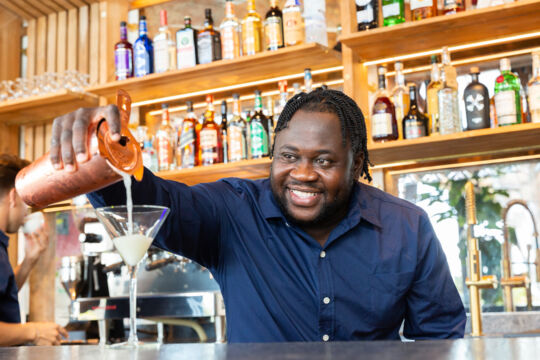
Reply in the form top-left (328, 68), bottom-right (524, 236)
top-left (109, 340), bottom-right (161, 349)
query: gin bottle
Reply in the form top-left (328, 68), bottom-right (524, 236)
top-left (494, 58), bottom-right (522, 126)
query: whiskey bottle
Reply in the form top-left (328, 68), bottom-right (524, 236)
top-left (155, 104), bottom-right (175, 171)
top-left (438, 68), bottom-right (461, 135)
top-left (441, 46), bottom-right (457, 89)
top-left (220, 0), bottom-right (241, 60)
top-left (494, 58), bottom-right (522, 126)
top-left (114, 21), bottom-right (133, 80)
top-left (463, 67), bottom-right (490, 130)
top-left (198, 95), bottom-right (223, 165)
top-left (228, 94), bottom-right (248, 162)
top-left (356, 0), bottom-right (378, 31)
top-left (403, 84), bottom-right (429, 139)
top-left (153, 10), bottom-right (176, 73)
top-left (176, 16), bottom-right (198, 69)
top-left (133, 16), bottom-right (154, 77)
top-left (266, 96), bottom-right (276, 146)
top-left (221, 100), bottom-right (229, 164)
top-left (283, 0), bottom-right (304, 46)
top-left (382, 0), bottom-right (405, 27)
top-left (410, 0), bottom-right (437, 21)
top-left (250, 90), bottom-right (270, 158)
top-left (528, 51), bottom-right (540, 123)
top-left (372, 66), bottom-right (398, 142)
top-left (242, 0), bottom-right (263, 56)
top-left (391, 61), bottom-right (409, 139)
top-left (427, 55), bottom-right (442, 135)
top-left (176, 101), bottom-right (198, 168)
top-left (264, 0), bottom-right (285, 51)
top-left (198, 9), bottom-right (222, 65)
top-left (443, 0), bottom-right (465, 14)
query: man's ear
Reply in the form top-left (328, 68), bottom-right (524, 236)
top-left (8, 188), bottom-right (17, 208)
top-left (353, 153), bottom-right (365, 180)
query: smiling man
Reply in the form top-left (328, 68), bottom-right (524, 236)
top-left (50, 89), bottom-right (465, 343)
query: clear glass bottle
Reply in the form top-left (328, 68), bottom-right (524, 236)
top-left (494, 58), bottom-right (522, 126)
top-left (114, 21), bottom-right (134, 80)
top-left (198, 9), bottom-right (222, 64)
top-left (198, 95), bottom-right (223, 165)
top-left (410, 0), bottom-right (437, 21)
top-left (382, 0), bottom-right (405, 27)
top-left (264, 0), bottom-right (285, 51)
top-left (403, 84), bottom-right (429, 139)
top-left (176, 101), bottom-right (198, 168)
top-left (304, 0), bottom-right (327, 46)
top-left (153, 10), bottom-right (176, 73)
top-left (372, 65), bottom-right (398, 142)
top-left (155, 104), bottom-right (175, 171)
top-left (304, 68), bottom-right (313, 93)
top-left (391, 61), bottom-right (409, 140)
top-left (220, 0), bottom-right (241, 60)
top-left (221, 100), bottom-right (229, 164)
top-left (228, 93), bottom-right (248, 162)
top-left (464, 66), bottom-right (491, 130)
top-left (427, 55), bottom-right (443, 135)
top-left (133, 16), bottom-right (153, 77)
top-left (242, 0), bottom-right (263, 56)
top-left (438, 68), bottom-right (461, 135)
top-left (176, 16), bottom-right (198, 69)
top-left (527, 51), bottom-right (540, 123)
top-left (441, 46), bottom-right (457, 89)
top-left (283, 0), bottom-right (304, 46)
top-left (250, 90), bottom-right (270, 158)
top-left (275, 80), bottom-right (288, 118)
top-left (356, 0), bottom-right (378, 31)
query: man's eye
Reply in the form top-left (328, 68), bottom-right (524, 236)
top-left (282, 153), bottom-right (296, 160)
top-left (315, 158), bottom-right (331, 166)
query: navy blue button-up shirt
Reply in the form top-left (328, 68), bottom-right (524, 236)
top-left (0, 230), bottom-right (21, 323)
top-left (88, 169), bottom-right (465, 343)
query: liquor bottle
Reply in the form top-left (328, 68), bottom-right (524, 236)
top-left (371, 66), bottom-right (398, 142)
top-left (463, 66), bottom-right (490, 130)
top-left (176, 16), bottom-right (198, 69)
top-left (528, 51), bottom-right (540, 123)
top-left (441, 46), bottom-right (457, 89)
top-left (153, 10), bottom-right (176, 73)
top-left (403, 84), bottom-right (429, 139)
top-left (438, 68), bottom-right (461, 135)
top-left (220, 0), bottom-right (241, 60)
top-left (221, 100), bottom-right (229, 164)
top-left (304, 68), bottom-right (313, 93)
top-left (198, 95), bottom-right (223, 165)
top-left (427, 55), bottom-right (443, 135)
top-left (264, 0), bottom-right (285, 51)
top-left (114, 21), bottom-right (134, 80)
top-left (266, 96), bottom-right (276, 146)
top-left (228, 93), bottom-right (248, 162)
top-left (283, 0), bottom-right (304, 46)
top-left (293, 82), bottom-right (302, 95)
top-left (198, 9), bottom-right (222, 65)
top-left (494, 58), bottom-right (522, 126)
top-left (142, 139), bottom-right (159, 173)
top-left (250, 90), bottom-right (270, 158)
top-left (304, 0), bottom-right (328, 46)
top-left (133, 16), bottom-right (154, 77)
top-left (242, 0), bottom-right (263, 56)
top-left (410, 0), bottom-right (437, 21)
top-left (391, 61), bottom-right (409, 139)
top-left (443, 0), bottom-right (465, 15)
top-left (275, 80), bottom-right (288, 118)
top-left (176, 101), bottom-right (198, 168)
top-left (382, 0), bottom-right (405, 27)
top-left (155, 104), bottom-right (175, 171)
top-left (356, 0), bottom-right (378, 31)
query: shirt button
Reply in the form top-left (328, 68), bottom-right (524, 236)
top-left (322, 334), bottom-right (330, 342)
top-left (323, 297), bottom-right (331, 304)
top-left (320, 251), bottom-right (326, 258)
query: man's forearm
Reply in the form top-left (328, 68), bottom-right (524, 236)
top-left (14, 257), bottom-right (37, 290)
top-left (0, 322), bottom-right (34, 346)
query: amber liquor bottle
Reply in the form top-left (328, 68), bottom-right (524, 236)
top-left (155, 104), bottom-right (175, 171)
top-left (403, 84), bottom-right (429, 139)
top-left (176, 101), bottom-right (199, 168)
top-left (198, 95), bottom-right (223, 166)
top-left (264, 0), bottom-right (284, 51)
top-left (371, 66), bottom-right (398, 142)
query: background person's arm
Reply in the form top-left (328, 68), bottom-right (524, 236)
top-left (0, 321), bottom-right (67, 346)
top-left (14, 227), bottom-right (49, 290)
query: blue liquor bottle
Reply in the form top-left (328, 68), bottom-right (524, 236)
top-left (133, 15), bottom-right (154, 77)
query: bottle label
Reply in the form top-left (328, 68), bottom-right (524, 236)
top-left (404, 119), bottom-right (426, 139)
top-left (495, 90), bottom-right (518, 125)
top-left (228, 125), bottom-right (246, 161)
top-left (134, 42), bottom-right (151, 76)
top-left (438, 90), bottom-right (460, 135)
top-left (356, 0), bottom-right (371, 5)
top-left (178, 122), bottom-right (196, 168)
top-left (382, 3), bottom-right (400, 18)
top-left (177, 31), bottom-right (197, 68)
top-left (221, 23), bottom-right (240, 59)
top-left (283, 10), bottom-right (303, 46)
top-left (115, 48), bottom-right (132, 80)
top-left (154, 37), bottom-right (170, 73)
top-left (357, 8), bottom-right (374, 23)
top-left (242, 21), bottom-right (261, 55)
top-left (264, 16), bottom-right (284, 49)
top-left (198, 35), bottom-right (213, 64)
top-left (250, 122), bottom-right (269, 157)
top-left (371, 113), bottom-right (393, 137)
top-left (410, 0), bottom-right (433, 10)
top-left (529, 84), bottom-right (540, 112)
top-left (200, 129), bottom-right (218, 162)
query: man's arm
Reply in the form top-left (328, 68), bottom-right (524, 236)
top-left (14, 227), bottom-right (49, 290)
top-left (0, 321), bottom-right (68, 346)
top-left (403, 214), bottom-right (466, 339)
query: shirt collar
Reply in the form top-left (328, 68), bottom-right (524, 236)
top-left (0, 229), bottom-right (9, 249)
top-left (259, 179), bottom-right (382, 229)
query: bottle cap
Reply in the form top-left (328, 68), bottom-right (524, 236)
top-left (500, 58), bottom-right (511, 71)
top-left (255, 90), bottom-right (261, 96)
top-left (205, 8), bottom-right (212, 16)
top-left (470, 66), bottom-right (480, 74)
top-left (394, 62), bottom-right (403, 71)
top-left (161, 103), bottom-right (168, 109)
top-left (206, 94), bottom-right (214, 103)
top-left (407, 83), bottom-right (416, 89)
top-left (233, 93), bottom-right (240, 100)
top-left (278, 80), bottom-right (288, 93)
top-left (140, 15), bottom-right (146, 21)
top-left (430, 55), bottom-right (440, 64)
top-left (186, 101), bottom-right (193, 112)
top-left (160, 10), bottom-right (167, 26)
top-left (120, 21), bottom-right (127, 27)
top-left (377, 65), bottom-right (387, 75)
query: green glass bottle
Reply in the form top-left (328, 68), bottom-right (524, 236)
top-left (494, 58), bottom-right (522, 126)
top-left (250, 90), bottom-right (270, 158)
top-left (382, 0), bottom-right (405, 27)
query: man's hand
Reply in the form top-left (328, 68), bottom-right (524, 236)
top-left (24, 226), bottom-right (49, 265)
top-left (30, 322), bottom-right (69, 346)
top-left (50, 105), bottom-right (122, 172)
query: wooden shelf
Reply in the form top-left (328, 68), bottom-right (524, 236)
top-left (368, 123), bottom-right (540, 166)
top-left (157, 158), bottom-right (271, 185)
top-left (340, 0), bottom-right (540, 62)
top-left (86, 43), bottom-right (342, 103)
top-left (0, 90), bottom-right (99, 126)
top-left (0, 0), bottom-right (99, 20)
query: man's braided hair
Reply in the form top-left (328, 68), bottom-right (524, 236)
top-left (270, 88), bottom-right (372, 182)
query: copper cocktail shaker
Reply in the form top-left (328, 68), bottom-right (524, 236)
top-left (15, 90), bottom-right (144, 209)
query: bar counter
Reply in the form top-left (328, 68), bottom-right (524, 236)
top-left (2, 337), bottom-right (540, 360)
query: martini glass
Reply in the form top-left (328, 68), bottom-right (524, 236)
top-left (95, 205), bottom-right (169, 348)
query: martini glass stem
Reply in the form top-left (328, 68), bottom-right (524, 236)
top-left (127, 264), bottom-right (138, 345)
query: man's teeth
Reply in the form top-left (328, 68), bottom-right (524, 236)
top-left (290, 189), bottom-right (317, 198)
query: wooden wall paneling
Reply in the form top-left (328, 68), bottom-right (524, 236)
top-left (23, 125), bottom-right (35, 161)
top-left (67, 8), bottom-right (78, 71)
top-left (26, 19), bottom-right (37, 78)
top-left (36, 16), bottom-right (47, 75)
top-left (33, 125), bottom-right (45, 159)
top-left (44, 123), bottom-right (53, 153)
top-left (89, 2), bottom-right (100, 84)
top-left (52, 0), bottom-right (78, 11)
top-left (0, 124), bottom-right (19, 155)
top-left (0, 9), bottom-right (22, 81)
top-left (78, 5), bottom-right (89, 74)
top-left (69, 0), bottom-right (89, 7)
top-left (22, 0), bottom-right (54, 16)
top-left (57, 11), bottom-right (68, 73)
top-left (99, 0), bottom-right (129, 84)
top-left (46, 13), bottom-right (58, 73)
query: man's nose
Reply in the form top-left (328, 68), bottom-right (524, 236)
top-left (290, 160), bottom-right (318, 182)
